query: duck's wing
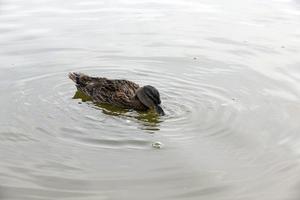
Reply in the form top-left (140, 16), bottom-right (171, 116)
top-left (69, 72), bottom-right (140, 106)
top-left (91, 79), bottom-right (140, 107)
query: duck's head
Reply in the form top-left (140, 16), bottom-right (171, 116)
top-left (136, 85), bottom-right (165, 116)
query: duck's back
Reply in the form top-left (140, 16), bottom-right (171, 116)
top-left (69, 72), bottom-right (142, 108)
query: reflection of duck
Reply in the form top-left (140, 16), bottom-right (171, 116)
top-left (69, 72), bottom-right (165, 115)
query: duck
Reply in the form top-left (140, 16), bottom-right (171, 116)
top-left (68, 72), bottom-right (165, 115)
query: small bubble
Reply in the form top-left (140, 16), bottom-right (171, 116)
top-left (152, 141), bottom-right (162, 149)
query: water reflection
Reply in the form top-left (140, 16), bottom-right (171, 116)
top-left (72, 90), bottom-right (162, 131)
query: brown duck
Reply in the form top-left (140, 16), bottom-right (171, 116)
top-left (69, 72), bottom-right (165, 115)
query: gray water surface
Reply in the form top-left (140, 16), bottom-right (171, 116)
top-left (1, 0), bottom-right (300, 199)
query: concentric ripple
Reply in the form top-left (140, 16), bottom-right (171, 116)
top-left (1, 0), bottom-right (300, 198)
top-left (8, 64), bottom-right (246, 150)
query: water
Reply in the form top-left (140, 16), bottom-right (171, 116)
top-left (1, 0), bottom-right (300, 199)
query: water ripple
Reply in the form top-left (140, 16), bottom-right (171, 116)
top-left (7, 65), bottom-right (247, 149)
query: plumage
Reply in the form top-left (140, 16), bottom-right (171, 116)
top-left (68, 72), bottom-right (165, 115)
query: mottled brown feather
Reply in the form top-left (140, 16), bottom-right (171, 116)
top-left (69, 72), bottom-right (148, 110)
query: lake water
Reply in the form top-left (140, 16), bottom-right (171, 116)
top-left (1, 0), bottom-right (300, 199)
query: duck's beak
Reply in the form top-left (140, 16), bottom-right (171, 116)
top-left (155, 105), bottom-right (165, 116)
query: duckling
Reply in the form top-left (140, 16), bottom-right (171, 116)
top-left (68, 72), bottom-right (165, 115)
